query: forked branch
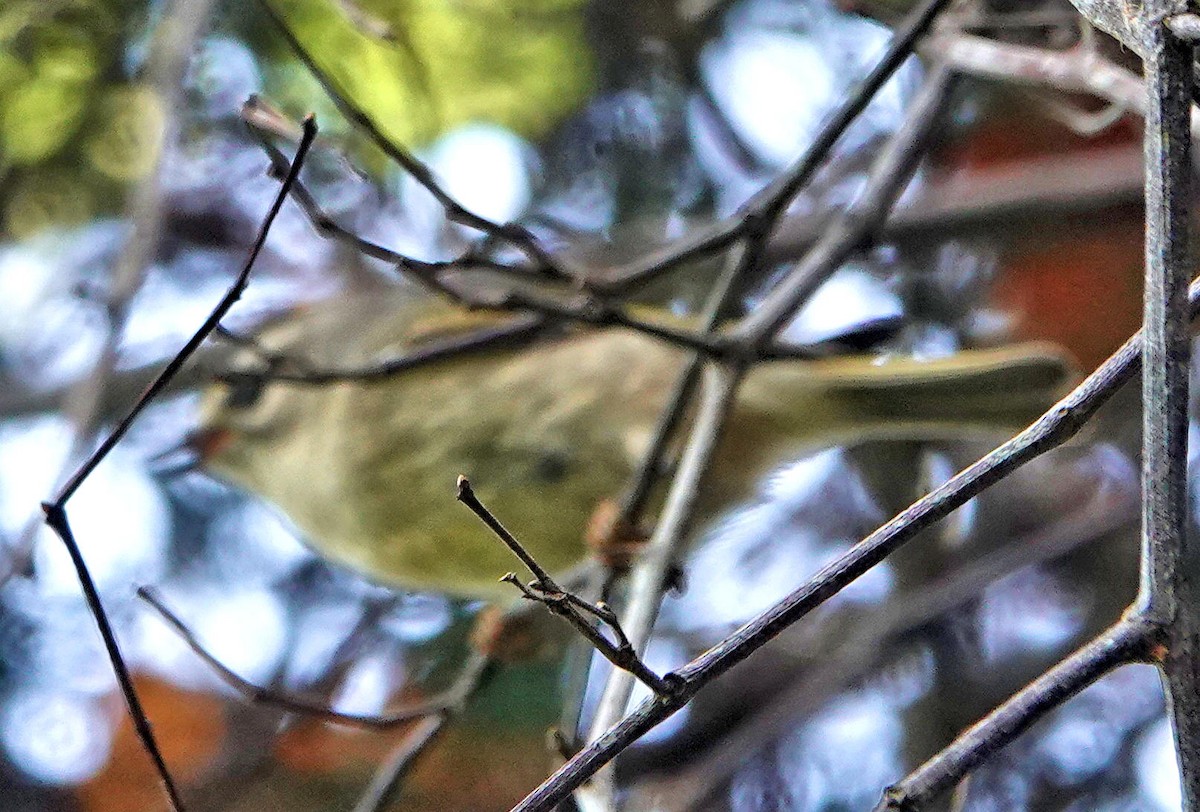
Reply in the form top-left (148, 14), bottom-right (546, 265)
top-left (37, 116), bottom-right (319, 812)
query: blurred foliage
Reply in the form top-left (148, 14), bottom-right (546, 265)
top-left (260, 0), bottom-right (594, 146)
top-left (0, 0), bottom-right (143, 238)
top-left (0, 0), bottom-right (595, 240)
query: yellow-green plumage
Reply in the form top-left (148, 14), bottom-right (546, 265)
top-left (200, 291), bottom-right (1076, 600)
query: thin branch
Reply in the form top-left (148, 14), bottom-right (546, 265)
top-left (180, 594), bottom-right (398, 810)
top-left (242, 104), bottom-right (429, 267)
top-left (0, 0), bottom-right (218, 586)
top-left (348, 650), bottom-right (494, 812)
top-left (733, 63), bottom-right (955, 345)
top-left (351, 714), bottom-right (453, 812)
top-left (456, 478), bottom-right (674, 697)
top-left (345, 648), bottom-right (495, 812)
top-left (615, 241), bottom-right (751, 531)
top-left (215, 313), bottom-right (549, 385)
top-left (51, 118), bottom-right (317, 504)
top-left (586, 0), bottom-right (956, 296)
top-left (584, 363), bottom-right (743, 759)
top-left (1135, 12), bottom-right (1192, 634)
top-left (241, 96), bottom-right (543, 295)
top-left (252, 0), bottom-right (566, 280)
top-left (136, 586), bottom-right (477, 728)
top-left (35, 116), bottom-right (318, 812)
top-left (875, 616), bottom-right (1157, 810)
top-left (39, 506), bottom-right (185, 811)
top-left (927, 31), bottom-right (1145, 114)
top-left (509, 272), bottom-right (1200, 812)
top-left (764, 140), bottom-right (1144, 266)
top-left (483, 289), bottom-right (754, 361)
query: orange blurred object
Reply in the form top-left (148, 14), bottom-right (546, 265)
top-left (79, 678), bottom-right (224, 812)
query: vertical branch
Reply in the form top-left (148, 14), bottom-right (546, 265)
top-left (1138, 11), bottom-right (1200, 809)
top-left (615, 248), bottom-right (749, 527)
top-left (583, 363), bottom-right (744, 803)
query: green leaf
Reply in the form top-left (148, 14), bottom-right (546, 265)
top-left (1, 77), bottom-right (87, 164)
top-left (85, 84), bottom-right (166, 181)
top-left (265, 0), bottom-right (594, 147)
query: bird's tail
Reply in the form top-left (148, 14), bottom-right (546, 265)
top-left (734, 341), bottom-right (1078, 453)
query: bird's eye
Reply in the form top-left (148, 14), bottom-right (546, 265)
top-left (533, 450), bottom-right (570, 484)
top-left (223, 375), bottom-right (265, 409)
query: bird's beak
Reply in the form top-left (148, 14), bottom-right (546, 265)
top-left (190, 427), bottom-right (233, 462)
top-left (147, 428), bottom-right (232, 477)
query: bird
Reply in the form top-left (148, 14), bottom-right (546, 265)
top-left (196, 288), bottom-right (1076, 601)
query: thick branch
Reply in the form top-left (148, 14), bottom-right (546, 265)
top-left (1137, 15), bottom-right (1200, 811)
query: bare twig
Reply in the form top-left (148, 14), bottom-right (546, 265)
top-left (136, 586), bottom-right (478, 728)
top-left (928, 30), bottom-right (1145, 114)
top-left (348, 649), bottom-right (497, 812)
top-left (456, 477), bottom-right (674, 697)
top-left (50, 118), bottom-right (315, 503)
top-left (615, 241), bottom-right (752, 533)
top-left (586, 0), bottom-right (956, 296)
top-left (39, 505), bottom-right (185, 811)
top-left (351, 713), bottom-right (456, 812)
top-left (0, 141), bottom-right (1150, 422)
top-left (0, 0), bottom-right (218, 585)
top-left (216, 313), bottom-right (550, 385)
top-left (242, 104), bottom-right (431, 268)
top-left (584, 363), bottom-right (743, 767)
top-left (179, 594), bottom-right (397, 810)
top-left (734, 62), bottom-right (955, 345)
top-left (241, 96), bottom-right (541, 296)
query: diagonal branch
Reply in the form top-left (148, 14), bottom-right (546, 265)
top-left (508, 271), bottom-right (1200, 812)
top-left (136, 586), bottom-right (482, 729)
top-left (37, 116), bottom-right (319, 812)
top-left (587, 0), bottom-right (956, 296)
top-left (734, 62), bottom-right (955, 345)
top-left (456, 477), bottom-right (675, 697)
top-left (252, 0), bottom-right (566, 280)
top-left (0, 0), bottom-right (219, 586)
top-left (875, 616), bottom-right (1157, 810)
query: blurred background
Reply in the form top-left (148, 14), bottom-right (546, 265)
top-left (0, 0), bottom-right (1182, 809)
